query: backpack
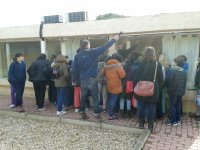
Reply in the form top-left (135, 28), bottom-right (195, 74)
top-left (52, 67), bottom-right (60, 79)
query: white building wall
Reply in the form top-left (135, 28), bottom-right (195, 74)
top-left (162, 34), bottom-right (200, 89)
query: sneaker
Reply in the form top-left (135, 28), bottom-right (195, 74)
top-left (94, 113), bottom-right (100, 117)
top-left (108, 116), bottom-right (115, 120)
top-left (57, 111), bottom-right (66, 115)
top-left (113, 115), bottom-right (118, 119)
top-left (74, 108), bottom-right (79, 113)
top-left (172, 122), bottom-right (178, 127)
top-left (16, 106), bottom-right (25, 113)
top-left (38, 107), bottom-right (47, 111)
top-left (167, 121), bottom-right (177, 126)
top-left (167, 121), bottom-right (173, 126)
top-left (177, 121), bottom-right (181, 125)
top-left (10, 104), bottom-right (16, 109)
top-left (80, 112), bottom-right (89, 120)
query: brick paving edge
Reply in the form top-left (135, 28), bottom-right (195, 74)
top-left (0, 109), bottom-right (150, 150)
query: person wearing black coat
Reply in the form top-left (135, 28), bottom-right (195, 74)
top-left (27, 54), bottom-right (51, 110)
top-left (134, 47), bottom-right (163, 131)
top-left (165, 56), bottom-right (186, 126)
top-left (48, 55), bottom-right (57, 104)
top-left (120, 52), bottom-right (140, 118)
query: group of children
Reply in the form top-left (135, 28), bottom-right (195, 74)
top-left (9, 48), bottom-right (198, 131)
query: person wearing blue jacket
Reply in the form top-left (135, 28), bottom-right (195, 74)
top-left (8, 52), bottom-right (26, 112)
top-left (71, 35), bottom-right (119, 119)
top-left (166, 56), bottom-right (187, 126)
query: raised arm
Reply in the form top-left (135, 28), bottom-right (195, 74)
top-left (93, 35), bottom-right (119, 57)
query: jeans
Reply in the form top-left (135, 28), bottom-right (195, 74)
top-left (13, 81), bottom-right (25, 107)
top-left (137, 100), bottom-right (156, 121)
top-left (33, 81), bottom-right (46, 108)
top-left (57, 87), bottom-right (67, 112)
top-left (120, 99), bottom-right (131, 110)
top-left (98, 83), bottom-right (108, 109)
top-left (162, 87), bottom-right (167, 113)
top-left (169, 96), bottom-right (182, 123)
top-left (10, 83), bottom-right (16, 105)
top-left (108, 94), bottom-right (118, 117)
top-left (79, 79), bottom-right (100, 114)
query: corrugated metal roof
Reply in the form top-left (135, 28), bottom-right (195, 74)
top-left (1, 11), bottom-right (200, 40)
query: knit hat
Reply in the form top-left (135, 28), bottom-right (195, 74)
top-left (15, 52), bottom-right (24, 58)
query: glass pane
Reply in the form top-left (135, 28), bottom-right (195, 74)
top-left (0, 43), bottom-right (7, 78)
top-left (9, 42), bottom-right (41, 69)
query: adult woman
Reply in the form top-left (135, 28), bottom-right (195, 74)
top-left (134, 46), bottom-right (163, 131)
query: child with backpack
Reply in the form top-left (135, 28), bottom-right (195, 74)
top-left (52, 55), bottom-right (69, 115)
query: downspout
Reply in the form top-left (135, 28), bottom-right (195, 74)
top-left (39, 21), bottom-right (44, 41)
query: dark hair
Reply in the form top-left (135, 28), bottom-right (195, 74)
top-left (126, 52), bottom-right (140, 64)
top-left (178, 55), bottom-right (187, 62)
top-left (80, 40), bottom-right (90, 49)
top-left (112, 53), bottom-right (123, 62)
top-left (50, 55), bottom-right (56, 61)
top-left (12, 57), bottom-right (17, 61)
top-left (15, 52), bottom-right (24, 58)
top-left (143, 46), bottom-right (156, 61)
top-left (174, 56), bottom-right (185, 67)
top-left (37, 53), bottom-right (46, 60)
top-left (105, 56), bottom-right (112, 63)
top-left (97, 52), bottom-right (108, 62)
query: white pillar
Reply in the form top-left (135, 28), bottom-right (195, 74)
top-left (40, 40), bottom-right (47, 54)
top-left (60, 40), bottom-right (67, 56)
top-left (6, 43), bottom-right (11, 69)
top-left (108, 35), bottom-right (116, 55)
top-left (126, 40), bottom-right (131, 49)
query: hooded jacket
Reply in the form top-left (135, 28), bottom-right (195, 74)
top-left (52, 62), bottom-right (69, 87)
top-left (166, 65), bottom-right (186, 96)
top-left (103, 59), bottom-right (126, 94)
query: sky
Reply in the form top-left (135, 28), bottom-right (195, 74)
top-left (0, 0), bottom-right (199, 27)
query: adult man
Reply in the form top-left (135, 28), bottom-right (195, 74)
top-left (72, 35), bottom-right (119, 119)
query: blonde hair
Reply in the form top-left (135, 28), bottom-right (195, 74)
top-left (158, 54), bottom-right (169, 69)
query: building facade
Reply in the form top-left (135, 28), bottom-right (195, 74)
top-left (0, 11), bottom-right (200, 112)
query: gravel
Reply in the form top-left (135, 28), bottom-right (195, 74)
top-left (0, 116), bottom-right (140, 150)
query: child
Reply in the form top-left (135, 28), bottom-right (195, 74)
top-left (120, 52), bottom-right (140, 118)
top-left (166, 56), bottom-right (187, 126)
top-left (8, 52), bottom-right (26, 112)
top-left (52, 55), bottom-right (69, 115)
top-left (103, 53), bottom-right (126, 120)
top-left (8, 58), bottom-right (17, 108)
top-left (194, 58), bottom-right (200, 118)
